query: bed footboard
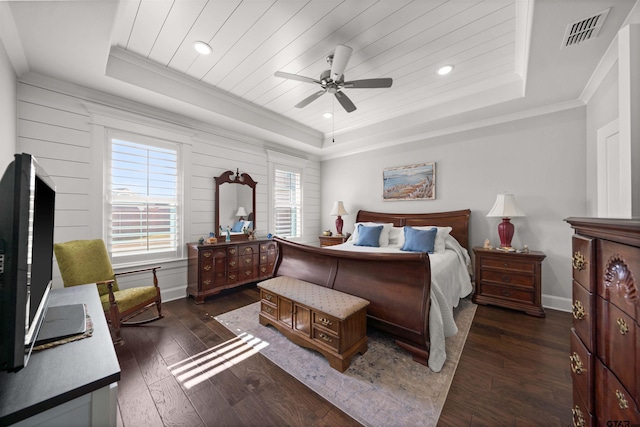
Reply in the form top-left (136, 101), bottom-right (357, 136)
top-left (271, 237), bottom-right (432, 364)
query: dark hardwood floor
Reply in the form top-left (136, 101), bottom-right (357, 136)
top-left (114, 284), bottom-right (572, 427)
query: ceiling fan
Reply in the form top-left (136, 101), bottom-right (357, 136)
top-left (274, 45), bottom-right (393, 113)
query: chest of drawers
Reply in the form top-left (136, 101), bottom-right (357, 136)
top-left (566, 218), bottom-right (640, 427)
top-left (187, 239), bottom-right (277, 303)
top-left (472, 247), bottom-right (546, 317)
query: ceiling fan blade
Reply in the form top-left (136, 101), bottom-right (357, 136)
top-left (343, 78), bottom-right (393, 89)
top-left (274, 71), bottom-right (319, 84)
top-left (334, 91), bottom-right (356, 113)
top-left (331, 45), bottom-right (352, 81)
top-left (295, 90), bottom-right (326, 108)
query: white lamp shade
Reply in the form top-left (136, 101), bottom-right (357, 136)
top-left (329, 201), bottom-right (348, 216)
top-left (236, 206), bottom-right (248, 217)
top-left (486, 194), bottom-right (525, 218)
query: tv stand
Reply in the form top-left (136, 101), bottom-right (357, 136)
top-left (0, 284), bottom-right (120, 426)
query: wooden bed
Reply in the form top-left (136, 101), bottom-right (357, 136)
top-left (269, 209), bottom-right (471, 366)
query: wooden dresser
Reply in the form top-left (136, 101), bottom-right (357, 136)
top-left (187, 239), bottom-right (277, 303)
top-left (565, 218), bottom-right (640, 426)
top-left (473, 247), bottom-right (546, 317)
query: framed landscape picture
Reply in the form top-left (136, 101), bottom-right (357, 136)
top-left (382, 162), bottom-right (435, 201)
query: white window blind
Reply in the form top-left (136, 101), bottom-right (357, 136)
top-left (109, 137), bottom-right (179, 262)
top-left (274, 168), bottom-right (301, 238)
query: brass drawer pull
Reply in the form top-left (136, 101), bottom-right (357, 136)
top-left (501, 275), bottom-right (511, 282)
top-left (203, 252), bottom-right (212, 258)
top-left (261, 244), bottom-right (266, 250)
top-left (319, 333), bottom-right (333, 343)
top-left (261, 267), bottom-right (267, 273)
top-left (244, 247), bottom-right (252, 254)
top-left (229, 274), bottom-right (236, 280)
top-left (501, 289), bottom-right (511, 297)
top-left (264, 306), bottom-right (274, 314)
top-left (203, 279), bottom-right (211, 286)
top-left (245, 270), bottom-right (251, 276)
top-left (569, 352), bottom-right (584, 374)
top-left (203, 265), bottom-right (211, 271)
top-left (571, 406), bottom-right (585, 427)
top-left (229, 260), bottom-right (236, 267)
top-left (615, 389), bottom-right (629, 410)
top-left (572, 251), bottom-right (586, 271)
top-left (245, 258), bottom-right (252, 264)
top-left (616, 318), bottom-right (629, 335)
top-left (503, 262), bottom-right (509, 268)
top-left (572, 300), bottom-right (585, 320)
top-left (229, 248), bottom-right (236, 255)
top-left (265, 294), bottom-right (273, 301)
top-left (318, 317), bottom-right (333, 327)
top-left (261, 255), bottom-right (267, 261)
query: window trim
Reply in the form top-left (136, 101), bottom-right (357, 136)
top-left (85, 102), bottom-right (193, 266)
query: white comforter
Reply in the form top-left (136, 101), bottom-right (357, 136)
top-left (327, 237), bottom-right (473, 372)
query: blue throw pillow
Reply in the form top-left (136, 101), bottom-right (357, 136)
top-left (354, 224), bottom-right (383, 247)
top-left (231, 221), bottom-right (244, 232)
top-left (401, 226), bottom-right (437, 253)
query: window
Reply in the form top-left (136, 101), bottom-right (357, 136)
top-left (273, 167), bottom-right (302, 238)
top-left (108, 134), bottom-right (180, 263)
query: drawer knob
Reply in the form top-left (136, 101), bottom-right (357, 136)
top-left (571, 300), bottom-right (585, 320)
top-left (203, 265), bottom-right (212, 271)
top-left (261, 255), bottom-right (267, 261)
top-left (319, 333), bottom-right (333, 343)
top-left (572, 251), bottom-right (586, 271)
top-left (616, 317), bottom-right (629, 335)
top-left (571, 406), bottom-right (585, 427)
top-left (569, 352), bottom-right (584, 374)
top-left (318, 317), bottom-right (333, 327)
top-left (615, 389), bottom-right (629, 410)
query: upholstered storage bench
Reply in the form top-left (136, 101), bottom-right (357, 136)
top-left (258, 276), bottom-right (370, 372)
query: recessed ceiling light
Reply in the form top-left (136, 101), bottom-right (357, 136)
top-left (323, 112), bottom-right (333, 118)
top-left (193, 41), bottom-right (212, 55)
top-left (437, 65), bottom-right (454, 75)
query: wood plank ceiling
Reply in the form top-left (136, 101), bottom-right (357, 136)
top-left (114, 0), bottom-right (518, 139)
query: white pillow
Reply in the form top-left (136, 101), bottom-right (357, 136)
top-left (396, 226), bottom-right (452, 253)
top-left (388, 226), bottom-right (403, 245)
top-left (350, 222), bottom-right (394, 246)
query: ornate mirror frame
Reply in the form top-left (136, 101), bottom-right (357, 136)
top-left (214, 169), bottom-right (257, 240)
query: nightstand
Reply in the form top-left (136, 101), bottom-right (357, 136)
top-left (318, 235), bottom-right (348, 247)
top-left (472, 247), bottom-right (546, 317)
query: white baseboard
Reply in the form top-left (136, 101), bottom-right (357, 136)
top-left (161, 285), bottom-right (187, 302)
top-left (542, 294), bottom-right (572, 313)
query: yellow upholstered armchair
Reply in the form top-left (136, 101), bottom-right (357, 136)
top-left (54, 239), bottom-right (163, 341)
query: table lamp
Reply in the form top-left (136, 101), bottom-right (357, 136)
top-left (486, 194), bottom-right (525, 248)
top-left (236, 206), bottom-right (248, 221)
top-left (330, 201), bottom-right (348, 235)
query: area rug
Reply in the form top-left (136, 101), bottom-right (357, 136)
top-left (215, 297), bottom-right (476, 427)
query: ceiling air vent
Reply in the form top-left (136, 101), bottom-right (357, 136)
top-left (561, 8), bottom-right (610, 49)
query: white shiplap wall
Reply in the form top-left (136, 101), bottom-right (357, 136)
top-left (16, 74), bottom-right (320, 301)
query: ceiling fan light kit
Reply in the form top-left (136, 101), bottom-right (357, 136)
top-left (274, 44), bottom-right (393, 113)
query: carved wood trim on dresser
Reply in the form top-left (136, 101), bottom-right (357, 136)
top-left (565, 217), bottom-right (640, 427)
top-left (187, 239), bottom-right (277, 304)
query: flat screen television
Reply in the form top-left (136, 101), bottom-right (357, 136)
top-left (0, 153), bottom-right (56, 372)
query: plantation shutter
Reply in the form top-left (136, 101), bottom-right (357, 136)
top-left (273, 168), bottom-right (301, 238)
top-left (109, 137), bottom-right (179, 261)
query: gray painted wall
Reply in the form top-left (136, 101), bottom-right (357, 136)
top-left (320, 107), bottom-right (587, 310)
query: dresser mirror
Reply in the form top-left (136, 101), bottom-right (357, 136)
top-left (214, 169), bottom-right (257, 241)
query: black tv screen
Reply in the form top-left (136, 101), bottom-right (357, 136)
top-left (0, 153), bottom-right (56, 372)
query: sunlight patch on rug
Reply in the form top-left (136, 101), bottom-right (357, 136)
top-left (215, 298), bottom-right (476, 427)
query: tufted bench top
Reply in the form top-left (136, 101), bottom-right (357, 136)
top-left (258, 276), bottom-right (369, 320)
